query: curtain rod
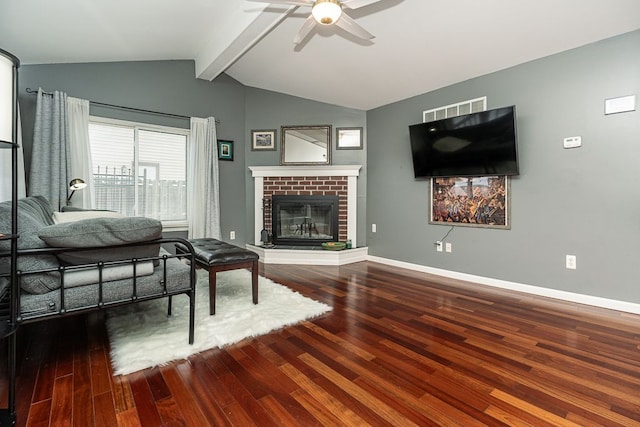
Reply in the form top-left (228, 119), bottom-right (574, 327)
top-left (25, 87), bottom-right (220, 124)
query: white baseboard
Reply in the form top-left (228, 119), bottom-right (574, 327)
top-left (367, 255), bottom-right (640, 315)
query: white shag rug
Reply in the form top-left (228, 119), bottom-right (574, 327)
top-left (106, 269), bottom-right (332, 375)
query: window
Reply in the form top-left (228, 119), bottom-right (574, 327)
top-left (88, 117), bottom-right (189, 228)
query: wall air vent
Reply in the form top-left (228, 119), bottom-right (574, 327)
top-left (423, 96), bottom-right (487, 123)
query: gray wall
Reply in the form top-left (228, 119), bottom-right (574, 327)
top-left (17, 60), bottom-right (248, 243)
top-left (16, 30), bottom-right (639, 305)
top-left (244, 88), bottom-right (367, 246)
top-left (367, 30), bottom-right (640, 303)
top-left (16, 61), bottom-right (366, 245)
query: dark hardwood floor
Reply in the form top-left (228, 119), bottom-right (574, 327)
top-left (2, 261), bottom-right (640, 426)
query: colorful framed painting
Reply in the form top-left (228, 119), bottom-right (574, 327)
top-left (430, 175), bottom-right (510, 229)
top-left (217, 139), bottom-right (234, 161)
top-left (251, 129), bottom-right (277, 151)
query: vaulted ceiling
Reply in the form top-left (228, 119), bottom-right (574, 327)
top-left (2, 0), bottom-right (639, 110)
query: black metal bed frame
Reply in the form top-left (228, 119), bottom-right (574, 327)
top-left (0, 237), bottom-right (197, 425)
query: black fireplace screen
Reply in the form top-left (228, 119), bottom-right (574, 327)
top-left (271, 195), bottom-right (339, 246)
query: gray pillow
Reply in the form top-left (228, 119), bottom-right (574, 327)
top-left (0, 277), bottom-right (7, 299)
top-left (0, 246), bottom-right (61, 295)
top-left (38, 217), bottom-right (162, 247)
top-left (15, 255), bottom-right (61, 294)
top-left (0, 196), bottom-right (54, 251)
top-left (0, 196), bottom-right (61, 294)
top-left (38, 217), bottom-right (162, 265)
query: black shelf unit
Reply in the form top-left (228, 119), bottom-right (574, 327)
top-left (0, 47), bottom-right (20, 426)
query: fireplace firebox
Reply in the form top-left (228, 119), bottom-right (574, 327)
top-left (271, 195), bottom-right (339, 246)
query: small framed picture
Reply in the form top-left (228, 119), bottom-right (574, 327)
top-left (217, 139), bottom-right (234, 161)
top-left (252, 129), bottom-right (277, 151)
top-left (336, 127), bottom-right (363, 150)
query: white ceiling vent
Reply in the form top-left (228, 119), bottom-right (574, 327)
top-left (423, 96), bottom-right (487, 123)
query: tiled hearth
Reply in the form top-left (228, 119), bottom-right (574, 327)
top-left (248, 165), bottom-right (367, 265)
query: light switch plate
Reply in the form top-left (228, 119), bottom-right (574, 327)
top-left (563, 136), bottom-right (581, 149)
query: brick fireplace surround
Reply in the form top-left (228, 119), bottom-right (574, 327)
top-left (248, 165), bottom-right (368, 265)
top-left (264, 176), bottom-right (347, 242)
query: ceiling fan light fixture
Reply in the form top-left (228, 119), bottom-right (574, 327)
top-left (312, 0), bottom-right (342, 25)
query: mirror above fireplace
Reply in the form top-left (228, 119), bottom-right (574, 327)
top-left (281, 125), bottom-right (331, 165)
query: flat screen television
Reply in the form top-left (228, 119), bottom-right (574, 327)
top-left (409, 106), bottom-right (519, 178)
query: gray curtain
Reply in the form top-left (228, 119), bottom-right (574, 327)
top-left (66, 97), bottom-right (93, 208)
top-left (29, 88), bottom-right (69, 210)
top-left (188, 117), bottom-right (220, 239)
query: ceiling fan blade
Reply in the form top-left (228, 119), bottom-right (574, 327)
top-left (294, 15), bottom-right (318, 44)
top-left (335, 13), bottom-right (374, 40)
top-left (341, 0), bottom-right (383, 10)
top-left (246, 0), bottom-right (312, 6)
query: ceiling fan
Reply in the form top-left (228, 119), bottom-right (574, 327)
top-left (251, 0), bottom-right (383, 44)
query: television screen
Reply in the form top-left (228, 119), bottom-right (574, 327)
top-left (409, 106), bottom-right (518, 178)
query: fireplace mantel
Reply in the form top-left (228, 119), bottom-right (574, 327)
top-left (249, 165), bottom-right (362, 178)
top-left (248, 165), bottom-right (363, 264)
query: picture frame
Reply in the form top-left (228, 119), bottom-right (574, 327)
top-left (336, 127), bottom-right (363, 150)
top-left (217, 139), bottom-right (234, 161)
top-left (430, 175), bottom-right (510, 229)
top-left (251, 129), bottom-right (277, 151)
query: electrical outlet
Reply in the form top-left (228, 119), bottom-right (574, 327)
top-left (566, 254), bottom-right (576, 269)
top-left (372, 224), bottom-right (377, 233)
top-left (230, 231), bottom-right (236, 240)
top-left (445, 242), bottom-right (452, 253)
top-left (436, 241), bottom-right (443, 252)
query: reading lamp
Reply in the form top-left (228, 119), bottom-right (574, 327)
top-left (66, 178), bottom-right (87, 205)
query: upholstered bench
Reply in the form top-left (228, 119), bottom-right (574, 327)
top-left (175, 238), bottom-right (259, 315)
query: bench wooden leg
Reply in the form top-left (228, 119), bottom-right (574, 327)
top-left (209, 268), bottom-right (216, 315)
top-left (252, 260), bottom-right (258, 305)
top-left (206, 261), bottom-right (259, 316)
